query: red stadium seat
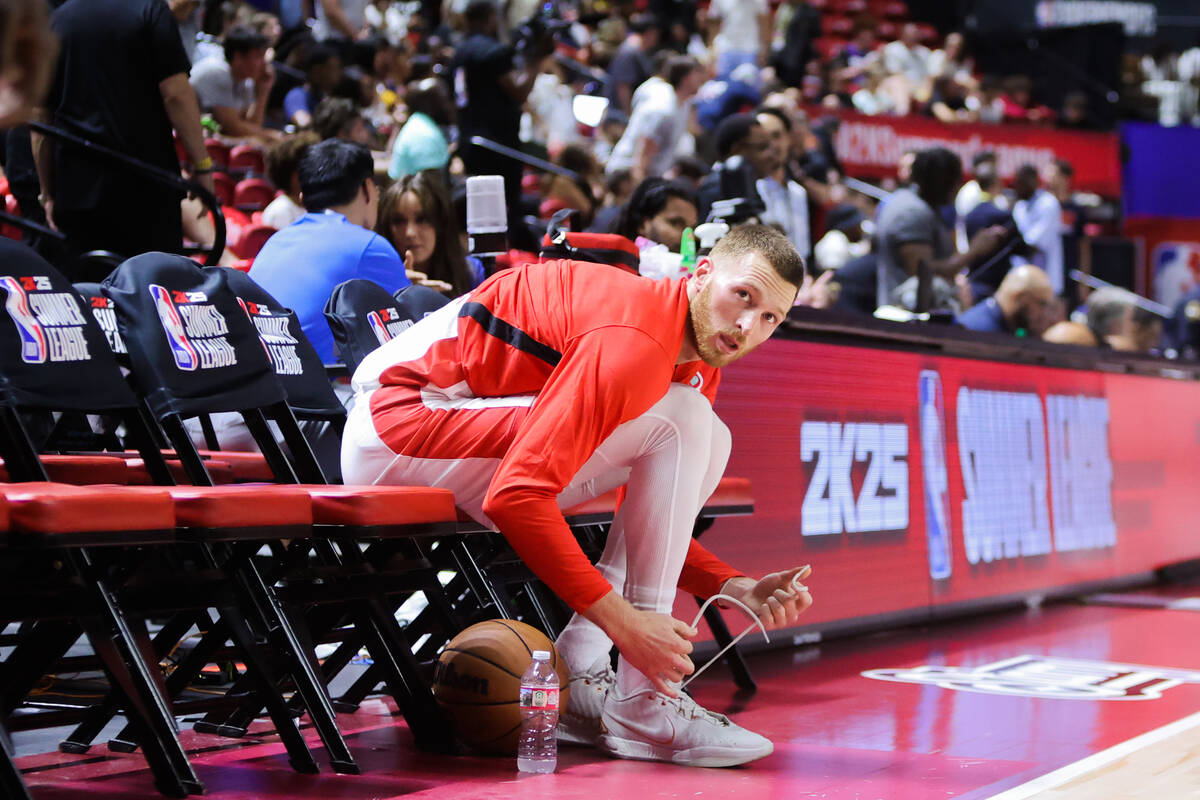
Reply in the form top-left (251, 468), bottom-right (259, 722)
top-left (824, 14), bottom-right (855, 36)
top-left (204, 138), bottom-right (230, 170)
top-left (915, 22), bottom-right (938, 44)
top-left (877, 20), bottom-right (898, 39)
top-left (212, 172), bottom-right (235, 206)
top-left (879, 0), bottom-right (908, 19)
top-left (230, 223), bottom-right (277, 259)
top-left (233, 177), bottom-right (276, 211)
top-left (228, 143), bottom-right (265, 175)
top-left (815, 36), bottom-right (850, 60)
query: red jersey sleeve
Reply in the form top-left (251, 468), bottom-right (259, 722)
top-left (482, 327), bottom-right (676, 613)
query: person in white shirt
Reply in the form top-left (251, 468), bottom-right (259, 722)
top-left (314, 0), bottom-right (370, 41)
top-left (607, 57), bottom-right (705, 182)
top-left (707, 0), bottom-right (771, 80)
top-left (814, 203), bottom-right (869, 272)
top-left (755, 107), bottom-right (811, 258)
top-left (262, 132), bottom-right (318, 230)
top-left (1011, 163), bottom-right (1064, 295)
top-left (882, 23), bottom-right (932, 87)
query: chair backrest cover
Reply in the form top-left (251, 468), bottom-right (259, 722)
top-left (0, 238), bottom-right (137, 411)
top-left (393, 284), bottom-right (452, 324)
top-left (73, 282), bottom-right (128, 356)
top-left (101, 251), bottom-right (286, 420)
top-left (219, 267), bottom-right (345, 418)
top-left (323, 278), bottom-right (413, 374)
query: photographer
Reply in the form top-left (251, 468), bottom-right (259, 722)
top-left (453, 0), bottom-right (555, 251)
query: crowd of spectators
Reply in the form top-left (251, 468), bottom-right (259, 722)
top-left (5, 0), bottom-right (1194, 365)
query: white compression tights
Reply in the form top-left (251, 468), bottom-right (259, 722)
top-left (554, 384), bottom-right (731, 695)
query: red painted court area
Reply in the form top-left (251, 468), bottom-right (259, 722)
top-left (19, 590), bottom-right (1200, 799)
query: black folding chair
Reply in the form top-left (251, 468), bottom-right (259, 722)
top-left (324, 278), bottom-right (413, 374)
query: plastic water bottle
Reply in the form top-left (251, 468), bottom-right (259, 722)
top-left (517, 650), bottom-right (559, 773)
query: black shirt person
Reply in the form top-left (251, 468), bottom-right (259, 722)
top-left (452, 0), bottom-right (551, 252)
top-left (35, 0), bottom-right (213, 281)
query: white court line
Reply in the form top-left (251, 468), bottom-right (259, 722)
top-left (984, 710), bottom-right (1200, 800)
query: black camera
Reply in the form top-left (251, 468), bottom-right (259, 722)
top-left (513, 3), bottom-right (573, 60)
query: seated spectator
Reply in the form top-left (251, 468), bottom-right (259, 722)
top-left (957, 265), bottom-right (1058, 337)
top-left (284, 44), bottom-right (342, 129)
top-left (610, 177), bottom-right (699, 253)
top-left (313, 95), bottom-right (373, 144)
top-left (963, 186), bottom-right (1027, 300)
top-left (593, 109), bottom-right (628, 163)
top-left (589, 168), bottom-right (636, 234)
top-left (542, 145), bottom-right (603, 227)
top-left (697, 113), bottom-right (771, 222)
top-left (851, 65), bottom-right (896, 116)
top-left (927, 32), bottom-right (974, 86)
top-left (189, 25), bottom-right (279, 141)
top-left (1058, 91), bottom-right (1098, 130)
top-left (875, 147), bottom-right (1003, 311)
top-left (999, 75), bottom-right (1054, 124)
top-left (1043, 320), bottom-right (1098, 347)
top-left (965, 75), bottom-right (1005, 123)
top-left (1086, 287), bottom-right (1163, 353)
top-left (248, 139), bottom-right (411, 364)
top-left (927, 75), bottom-right (971, 123)
top-left (882, 23), bottom-right (932, 94)
top-left (388, 77), bottom-right (453, 179)
top-left (814, 203), bottom-right (869, 272)
top-left (262, 132), bottom-right (320, 229)
top-left (707, 0), bottom-right (770, 81)
top-left (375, 171), bottom-right (486, 297)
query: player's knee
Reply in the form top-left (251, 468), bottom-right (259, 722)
top-left (650, 384), bottom-right (723, 452)
top-left (710, 415), bottom-right (732, 465)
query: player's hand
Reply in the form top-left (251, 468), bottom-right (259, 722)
top-left (723, 565), bottom-right (814, 630)
top-left (610, 608), bottom-right (697, 697)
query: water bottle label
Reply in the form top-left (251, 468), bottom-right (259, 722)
top-left (519, 685), bottom-right (559, 710)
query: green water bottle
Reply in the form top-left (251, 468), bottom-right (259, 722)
top-left (680, 227), bottom-right (696, 273)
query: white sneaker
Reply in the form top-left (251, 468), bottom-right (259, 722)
top-left (557, 657), bottom-right (615, 746)
top-left (599, 685), bottom-right (774, 768)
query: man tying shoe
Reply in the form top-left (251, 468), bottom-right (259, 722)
top-left (342, 224), bottom-right (815, 767)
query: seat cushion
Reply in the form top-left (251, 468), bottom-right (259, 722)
top-left (1, 482), bottom-right (176, 534)
top-left (301, 485), bottom-right (457, 527)
top-left (125, 457), bottom-right (236, 486)
top-left (0, 454), bottom-right (129, 485)
top-left (162, 485), bottom-right (313, 528)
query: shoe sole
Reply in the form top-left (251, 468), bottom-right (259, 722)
top-left (598, 733), bottom-right (774, 768)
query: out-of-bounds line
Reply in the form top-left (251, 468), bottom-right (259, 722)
top-left (984, 710), bottom-right (1200, 800)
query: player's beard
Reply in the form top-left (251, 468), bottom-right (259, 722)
top-left (687, 281), bottom-right (746, 368)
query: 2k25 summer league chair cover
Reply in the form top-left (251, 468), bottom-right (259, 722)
top-left (393, 284), bottom-right (451, 324)
top-left (218, 267), bottom-right (345, 419)
top-left (0, 237), bottom-right (138, 411)
top-left (101, 251), bottom-right (287, 421)
top-left (323, 278), bottom-right (412, 374)
top-left (73, 282), bottom-right (129, 357)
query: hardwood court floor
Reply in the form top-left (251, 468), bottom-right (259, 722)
top-left (17, 588), bottom-right (1200, 799)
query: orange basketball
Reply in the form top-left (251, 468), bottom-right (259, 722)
top-left (432, 619), bottom-right (570, 755)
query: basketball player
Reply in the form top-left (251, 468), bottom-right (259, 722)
top-left (342, 224), bottom-right (815, 767)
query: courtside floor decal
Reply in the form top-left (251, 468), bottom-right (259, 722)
top-left (862, 654), bottom-right (1200, 700)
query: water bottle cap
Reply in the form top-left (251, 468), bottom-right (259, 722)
top-left (531, 650), bottom-right (552, 661)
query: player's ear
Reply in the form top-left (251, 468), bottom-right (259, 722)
top-left (692, 256), bottom-right (713, 287)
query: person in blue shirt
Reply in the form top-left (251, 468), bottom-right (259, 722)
top-left (957, 264), bottom-right (1057, 337)
top-left (249, 139), bottom-right (411, 364)
top-left (283, 44), bottom-right (341, 129)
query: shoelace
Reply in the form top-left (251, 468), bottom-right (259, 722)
top-left (679, 571), bottom-right (809, 691)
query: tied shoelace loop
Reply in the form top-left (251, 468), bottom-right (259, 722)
top-left (677, 572), bottom-right (809, 691)
top-left (679, 593), bottom-right (769, 690)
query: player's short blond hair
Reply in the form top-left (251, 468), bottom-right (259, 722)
top-left (710, 224), bottom-right (806, 289)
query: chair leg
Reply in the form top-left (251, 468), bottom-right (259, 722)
top-left (0, 719), bottom-right (32, 800)
top-left (1, 620), bottom-right (79, 717)
top-left (62, 610), bottom-right (200, 753)
top-left (72, 550), bottom-right (202, 797)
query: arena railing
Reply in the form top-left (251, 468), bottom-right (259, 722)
top-left (18, 120), bottom-right (226, 266)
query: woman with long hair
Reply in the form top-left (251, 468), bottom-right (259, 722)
top-left (375, 171), bottom-right (484, 297)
